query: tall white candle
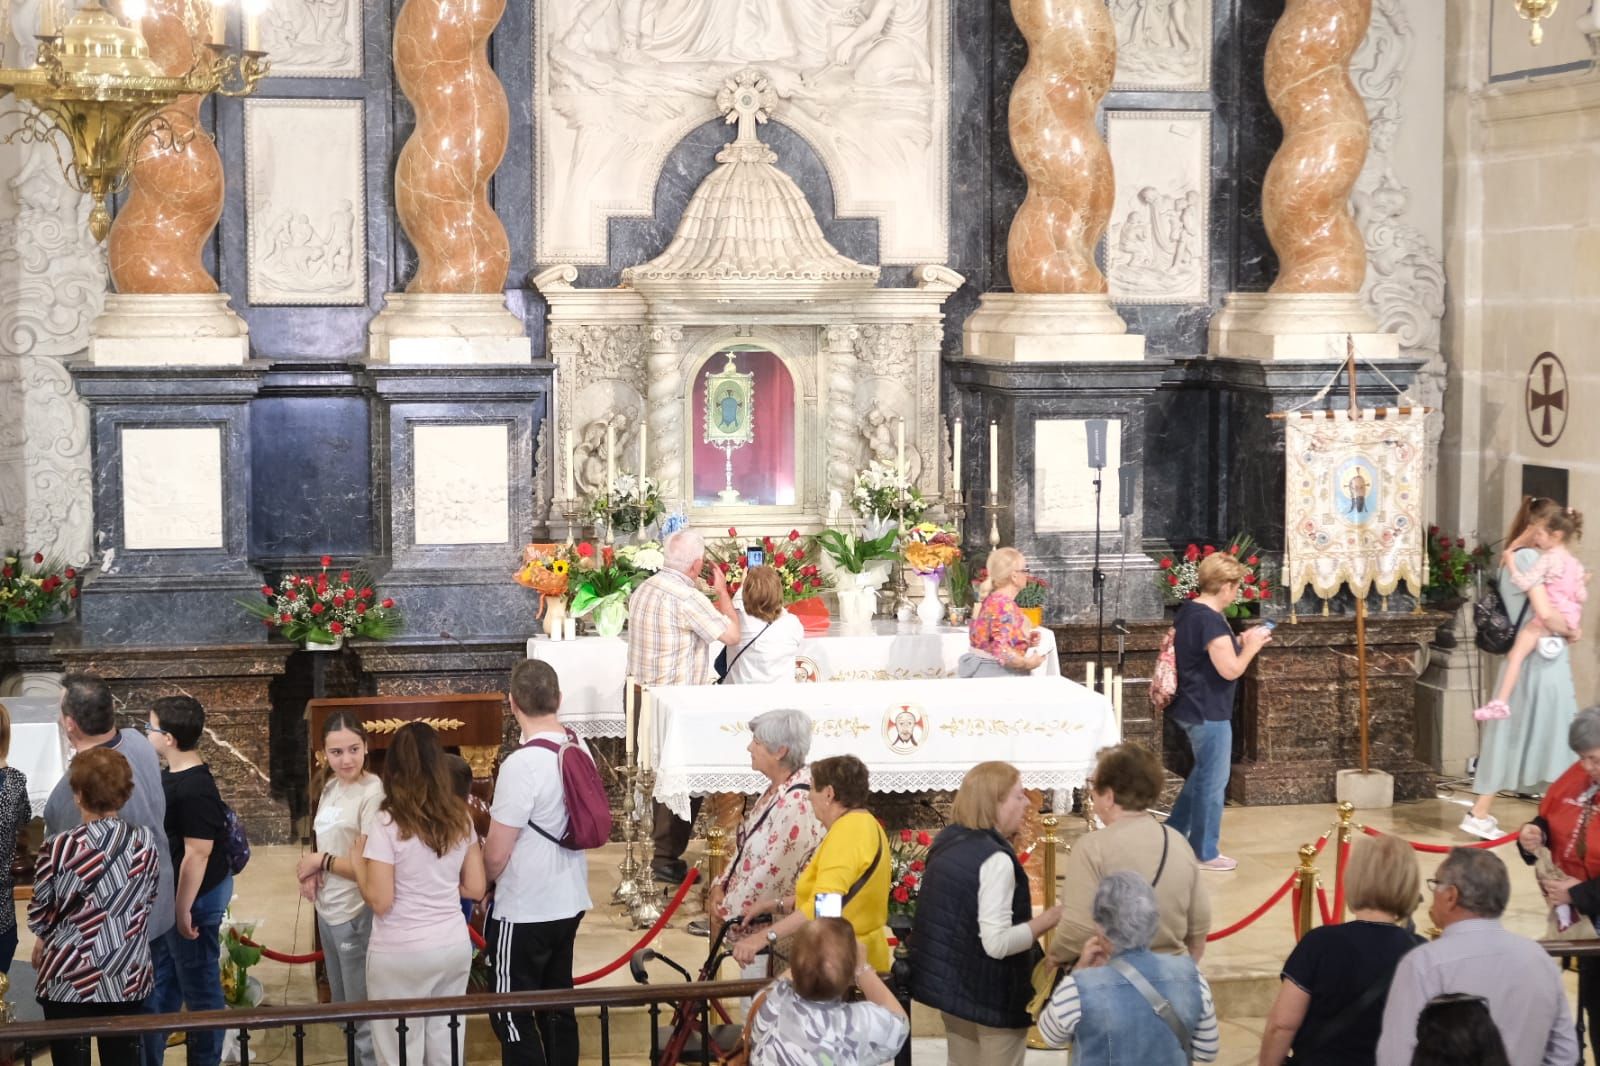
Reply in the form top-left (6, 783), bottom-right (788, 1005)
top-left (624, 680), bottom-right (635, 759)
top-left (242, 0), bottom-right (261, 50)
top-left (39, 0), bottom-right (54, 37)
top-left (1114, 674), bottom-right (1124, 732)
top-left (988, 421), bottom-right (999, 491)
top-left (896, 418), bottom-right (906, 474)
top-left (605, 422), bottom-right (616, 497)
top-left (951, 418), bottom-right (962, 493)
top-left (1085, 663), bottom-right (1095, 687)
top-left (638, 422), bottom-right (648, 490)
top-left (1103, 665), bottom-right (1114, 695)
top-left (638, 691), bottom-right (654, 771)
top-left (208, 0), bottom-right (226, 45)
top-left (563, 428), bottom-right (575, 501)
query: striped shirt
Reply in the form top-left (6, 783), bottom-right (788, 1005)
top-left (1038, 967), bottom-right (1220, 1062)
top-left (624, 568), bottom-right (730, 686)
top-left (29, 817), bottom-right (160, 1003)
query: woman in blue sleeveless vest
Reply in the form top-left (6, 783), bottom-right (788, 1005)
top-left (910, 762), bottom-right (1063, 1066)
top-left (1038, 872), bottom-right (1219, 1065)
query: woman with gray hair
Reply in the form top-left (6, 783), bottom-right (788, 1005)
top-left (707, 708), bottom-right (822, 971)
top-left (1515, 704), bottom-right (1600, 1057)
top-left (1038, 871), bottom-right (1219, 1064)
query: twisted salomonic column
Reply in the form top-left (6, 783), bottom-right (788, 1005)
top-left (1263, 0), bottom-right (1372, 293)
top-left (824, 325), bottom-right (859, 507)
top-left (106, 0), bottom-right (224, 293)
top-left (393, 0), bottom-right (511, 293)
top-left (646, 325), bottom-right (684, 509)
top-left (1006, 0), bottom-right (1117, 294)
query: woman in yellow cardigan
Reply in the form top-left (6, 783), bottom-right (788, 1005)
top-left (730, 755), bottom-right (891, 971)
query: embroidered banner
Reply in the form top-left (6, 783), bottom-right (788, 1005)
top-left (1283, 409), bottom-right (1427, 601)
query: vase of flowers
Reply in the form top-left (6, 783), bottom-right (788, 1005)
top-left (1015, 574), bottom-right (1049, 627)
top-left (244, 556), bottom-right (401, 647)
top-left (889, 828), bottom-right (932, 921)
top-left (515, 544), bottom-right (572, 638)
top-left (852, 461), bottom-right (926, 539)
top-left (1155, 535), bottom-right (1268, 619)
top-left (817, 527), bottom-right (898, 624)
top-left (942, 555), bottom-right (974, 626)
top-left (902, 523), bottom-right (960, 629)
top-left (0, 550), bottom-right (77, 629)
top-left (587, 474), bottom-right (665, 535)
top-left (1423, 525), bottom-right (1488, 609)
top-left (568, 542), bottom-right (637, 637)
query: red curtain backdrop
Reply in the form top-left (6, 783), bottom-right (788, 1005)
top-left (692, 350), bottom-right (796, 506)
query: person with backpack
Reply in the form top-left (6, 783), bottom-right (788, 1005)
top-left (484, 660), bottom-right (598, 1066)
top-left (139, 695), bottom-right (235, 1066)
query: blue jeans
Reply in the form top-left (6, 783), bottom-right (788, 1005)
top-left (142, 874), bottom-right (232, 1066)
top-left (1166, 719), bottom-right (1231, 862)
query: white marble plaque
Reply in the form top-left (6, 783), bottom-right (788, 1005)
top-left (1106, 111), bottom-right (1210, 306)
top-left (535, 0), bottom-right (950, 265)
top-left (121, 428), bottom-right (224, 550)
top-left (245, 99), bottom-right (366, 306)
top-left (1034, 420), bottom-right (1122, 534)
top-left (261, 0), bottom-right (363, 79)
top-left (413, 425), bottom-right (510, 545)
top-left (1112, 0), bottom-right (1211, 91)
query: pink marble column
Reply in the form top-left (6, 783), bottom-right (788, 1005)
top-left (1006, 0), bottom-right (1118, 295)
top-left (393, 0), bottom-right (511, 294)
top-left (1263, 0), bottom-right (1372, 294)
top-left (106, 0), bottom-right (224, 293)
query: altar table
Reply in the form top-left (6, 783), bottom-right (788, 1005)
top-left (527, 621), bottom-right (1061, 737)
top-left (2, 697), bottom-right (69, 812)
top-left (646, 676), bottom-right (1117, 820)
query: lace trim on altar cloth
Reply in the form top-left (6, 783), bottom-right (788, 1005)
top-left (655, 768), bottom-right (1093, 821)
top-left (564, 718), bottom-right (624, 739)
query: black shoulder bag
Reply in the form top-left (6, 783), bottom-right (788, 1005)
top-left (714, 620), bottom-right (773, 684)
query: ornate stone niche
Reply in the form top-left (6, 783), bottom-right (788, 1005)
top-left (536, 70), bottom-right (961, 532)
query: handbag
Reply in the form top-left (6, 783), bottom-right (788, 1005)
top-left (718, 987), bottom-right (770, 1066)
top-left (1474, 586), bottom-right (1529, 655)
top-left (715, 620), bottom-right (773, 684)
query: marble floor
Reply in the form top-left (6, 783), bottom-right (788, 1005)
top-left (10, 788), bottom-right (1577, 1066)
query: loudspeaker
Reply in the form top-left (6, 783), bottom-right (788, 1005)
top-left (1085, 419), bottom-right (1108, 470)
top-left (1118, 463), bottom-right (1137, 517)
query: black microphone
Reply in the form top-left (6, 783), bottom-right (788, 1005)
top-left (1085, 420), bottom-right (1108, 470)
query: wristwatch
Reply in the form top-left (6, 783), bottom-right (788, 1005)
top-left (766, 930), bottom-right (779, 947)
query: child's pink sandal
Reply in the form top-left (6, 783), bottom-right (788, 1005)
top-left (1474, 700), bottom-right (1511, 721)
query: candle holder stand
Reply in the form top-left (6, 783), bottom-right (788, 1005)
top-left (558, 498), bottom-right (582, 547)
top-left (943, 490), bottom-right (966, 543)
top-left (628, 768), bottom-right (667, 929)
top-left (612, 760), bottom-right (641, 906)
top-left (888, 481), bottom-right (912, 620)
top-left (986, 492), bottom-right (1008, 549)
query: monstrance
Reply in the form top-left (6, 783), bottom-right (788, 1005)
top-left (703, 352), bottom-right (755, 505)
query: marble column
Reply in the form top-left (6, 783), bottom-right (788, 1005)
top-left (93, 0), bottom-right (248, 365)
top-left (367, 0), bottom-right (530, 364)
top-left (1209, 0), bottom-right (1399, 360)
top-left (964, 0), bottom-right (1142, 362)
top-left (646, 324), bottom-right (685, 511)
top-left (824, 325), bottom-right (859, 507)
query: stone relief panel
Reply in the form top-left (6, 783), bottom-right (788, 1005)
top-left (1105, 111), bottom-right (1210, 306)
top-left (413, 424), bottom-right (510, 545)
top-left (261, 0), bottom-right (363, 79)
top-left (1111, 0), bottom-right (1210, 91)
top-left (1035, 419), bottom-right (1123, 533)
top-left (244, 98), bottom-right (367, 306)
top-left (535, 0), bottom-right (951, 265)
top-left (121, 428), bottom-right (224, 550)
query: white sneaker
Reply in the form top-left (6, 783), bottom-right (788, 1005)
top-left (1459, 814), bottom-right (1500, 840)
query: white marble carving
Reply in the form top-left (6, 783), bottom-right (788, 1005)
top-left (413, 425), bottom-right (509, 545)
top-left (261, 0), bottom-right (362, 79)
top-left (1111, 0), bottom-right (1211, 91)
top-left (536, 0), bottom-right (950, 265)
top-left (244, 99), bottom-right (366, 306)
top-left (121, 428), bottom-right (224, 550)
top-left (1034, 420), bottom-right (1122, 533)
top-left (1106, 111), bottom-right (1210, 305)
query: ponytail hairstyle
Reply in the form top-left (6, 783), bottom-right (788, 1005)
top-left (979, 547), bottom-right (1024, 599)
top-left (379, 721), bottom-right (472, 856)
top-left (1545, 505), bottom-right (1584, 544)
top-left (312, 709), bottom-right (370, 797)
top-left (1506, 495), bottom-right (1561, 545)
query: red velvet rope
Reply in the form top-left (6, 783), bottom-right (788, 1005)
top-left (1315, 885), bottom-right (1333, 927)
top-left (1206, 868), bottom-right (1298, 942)
top-left (1331, 839), bottom-right (1350, 925)
top-left (241, 924), bottom-right (489, 966)
top-left (1360, 824), bottom-right (1518, 853)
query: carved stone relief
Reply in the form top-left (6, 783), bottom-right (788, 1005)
top-left (535, 0), bottom-right (951, 265)
top-left (261, 0), bottom-right (363, 79)
top-left (1105, 111), bottom-right (1210, 305)
top-left (1111, 0), bottom-right (1211, 91)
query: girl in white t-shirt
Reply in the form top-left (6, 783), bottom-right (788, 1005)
top-left (297, 711), bottom-right (384, 1066)
top-left (354, 723), bottom-right (486, 1066)
top-left (726, 565), bottom-right (805, 685)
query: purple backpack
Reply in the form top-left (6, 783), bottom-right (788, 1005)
top-left (524, 727), bottom-right (613, 850)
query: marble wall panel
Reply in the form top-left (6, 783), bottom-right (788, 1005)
top-left (1106, 110), bottom-right (1211, 306)
top-left (1112, 0), bottom-right (1212, 91)
top-left (244, 99), bottom-right (367, 306)
top-left (413, 424), bottom-right (510, 545)
top-left (1035, 419), bottom-right (1124, 532)
top-left (120, 427), bottom-right (224, 550)
top-left (261, 0), bottom-right (364, 79)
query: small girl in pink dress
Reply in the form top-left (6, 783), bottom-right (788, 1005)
top-left (1476, 506), bottom-right (1586, 720)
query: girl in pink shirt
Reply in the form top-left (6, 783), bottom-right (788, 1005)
top-left (1476, 507), bottom-right (1586, 721)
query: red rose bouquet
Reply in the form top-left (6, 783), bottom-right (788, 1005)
top-left (244, 556), bottom-right (401, 645)
top-left (1156, 534), bottom-right (1268, 618)
top-left (1423, 525), bottom-right (1489, 605)
top-left (888, 827), bottom-right (933, 918)
top-left (707, 528), bottom-right (833, 603)
top-left (0, 549), bottom-right (77, 624)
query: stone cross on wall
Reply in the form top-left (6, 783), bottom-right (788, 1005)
top-left (717, 68), bottom-right (777, 146)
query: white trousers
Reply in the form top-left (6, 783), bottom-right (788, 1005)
top-left (367, 941), bottom-right (472, 1066)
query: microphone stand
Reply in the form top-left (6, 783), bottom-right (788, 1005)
top-left (1092, 466), bottom-right (1105, 691)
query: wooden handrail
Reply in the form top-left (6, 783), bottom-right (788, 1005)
top-left (0, 979), bottom-right (772, 1043)
top-left (1541, 938), bottom-right (1600, 959)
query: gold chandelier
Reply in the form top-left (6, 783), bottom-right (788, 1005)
top-left (0, 1), bottom-right (269, 241)
top-left (1514, 0), bottom-right (1559, 45)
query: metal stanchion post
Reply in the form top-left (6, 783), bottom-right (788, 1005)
top-left (1332, 801), bottom-right (1355, 923)
top-left (1295, 843), bottom-right (1318, 941)
top-left (630, 768), bottom-right (667, 929)
top-left (1026, 812), bottom-right (1062, 1050)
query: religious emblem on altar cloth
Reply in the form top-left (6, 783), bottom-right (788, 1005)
top-left (794, 656), bottom-right (821, 684)
top-left (883, 704), bottom-right (928, 754)
top-left (1283, 410), bottom-right (1427, 602)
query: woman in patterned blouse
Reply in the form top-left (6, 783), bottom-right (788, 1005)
top-left (29, 746), bottom-right (161, 1066)
top-left (710, 708), bottom-right (822, 974)
top-left (961, 548), bottom-right (1045, 678)
top-left (0, 702), bottom-right (32, 974)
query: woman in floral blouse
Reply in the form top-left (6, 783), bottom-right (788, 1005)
top-left (29, 747), bottom-right (161, 1066)
top-left (961, 548), bottom-right (1046, 678)
top-left (711, 708), bottom-right (822, 975)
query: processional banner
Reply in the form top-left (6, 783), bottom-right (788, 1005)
top-left (1283, 409), bottom-right (1427, 602)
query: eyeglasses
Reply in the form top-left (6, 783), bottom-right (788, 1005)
top-left (1425, 878), bottom-right (1453, 893)
top-left (142, 724), bottom-right (168, 737)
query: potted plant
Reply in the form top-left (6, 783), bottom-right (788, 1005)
top-left (852, 461), bottom-right (926, 539)
top-left (942, 555), bottom-right (975, 626)
top-left (221, 920), bottom-right (264, 1008)
top-left (568, 542), bottom-right (637, 637)
top-left (1423, 525), bottom-right (1488, 610)
top-left (816, 528), bottom-right (898, 625)
top-left (1155, 535), bottom-right (1269, 619)
top-left (903, 523), bottom-right (961, 628)
top-left (1014, 574), bottom-right (1049, 627)
top-left (244, 556), bottom-right (402, 648)
top-left (0, 550), bottom-right (77, 631)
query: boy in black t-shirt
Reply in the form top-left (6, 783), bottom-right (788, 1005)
top-left (140, 695), bottom-right (233, 1066)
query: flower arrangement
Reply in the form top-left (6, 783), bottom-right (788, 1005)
top-left (244, 557), bottom-right (401, 645)
top-left (708, 528), bottom-right (832, 603)
top-left (568, 541), bottom-right (640, 635)
top-left (814, 527), bottom-right (899, 575)
top-left (1156, 535), bottom-right (1269, 618)
top-left (852, 461), bottom-right (926, 527)
top-left (1424, 525), bottom-right (1489, 604)
top-left (942, 555), bottom-right (976, 609)
top-left (616, 540), bottom-right (665, 575)
top-left (888, 828), bottom-right (933, 918)
top-left (515, 543), bottom-right (570, 600)
top-left (0, 550), bottom-right (77, 624)
top-left (902, 522), bottom-right (960, 577)
top-left (588, 474), bottom-right (665, 533)
top-left (221, 920), bottom-right (264, 1007)
top-left (1014, 574), bottom-right (1049, 610)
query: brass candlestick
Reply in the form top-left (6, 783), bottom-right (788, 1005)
top-left (629, 767), bottom-right (667, 929)
top-left (987, 491), bottom-right (1007, 549)
top-left (560, 498), bottom-right (581, 547)
top-left (943, 490), bottom-right (966, 543)
top-left (612, 761), bottom-right (641, 906)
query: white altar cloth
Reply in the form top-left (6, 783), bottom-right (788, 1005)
top-left (2, 697), bottom-right (68, 811)
top-left (647, 676), bottom-right (1117, 820)
top-left (527, 621), bottom-right (1062, 737)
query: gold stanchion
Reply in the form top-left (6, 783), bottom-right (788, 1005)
top-left (1295, 843), bottom-right (1318, 941)
top-left (1026, 812), bottom-right (1062, 1050)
